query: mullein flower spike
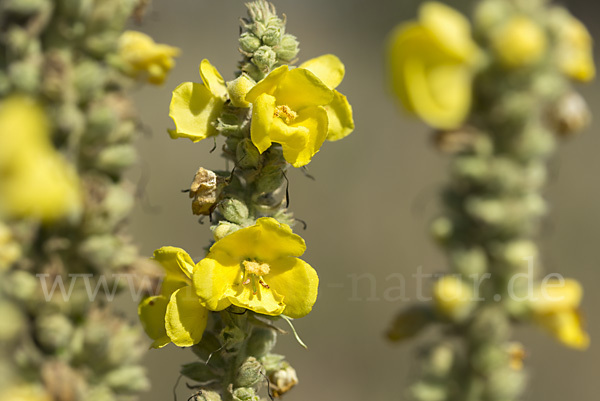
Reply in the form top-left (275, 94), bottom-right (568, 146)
top-left (0, 1), bottom-right (179, 399)
top-left (386, 1), bottom-right (593, 400)
top-left (139, 1), bottom-right (352, 399)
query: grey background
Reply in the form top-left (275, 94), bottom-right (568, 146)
top-left (126, 1), bottom-right (600, 400)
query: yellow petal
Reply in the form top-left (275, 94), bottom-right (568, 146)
top-left (152, 246), bottom-right (195, 282)
top-left (536, 310), bottom-right (590, 350)
top-left (404, 55), bottom-right (471, 129)
top-left (138, 295), bottom-right (170, 349)
top-left (199, 59), bottom-right (227, 98)
top-left (299, 54), bottom-right (345, 89)
top-left (419, 1), bottom-right (477, 61)
top-left (324, 90), bottom-right (354, 141)
top-left (226, 279), bottom-right (285, 316)
top-left (276, 106), bottom-right (328, 167)
top-left (250, 93), bottom-right (276, 153)
top-left (273, 68), bottom-right (334, 110)
top-left (531, 279), bottom-right (583, 314)
top-left (267, 257), bottom-right (318, 318)
top-left (269, 117), bottom-right (310, 166)
top-left (245, 65), bottom-right (289, 104)
top-left (209, 217), bottom-right (306, 262)
top-left (165, 286), bottom-right (208, 347)
top-left (193, 250), bottom-right (239, 311)
top-left (169, 82), bottom-right (224, 142)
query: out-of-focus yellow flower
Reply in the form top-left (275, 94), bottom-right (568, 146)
top-left (138, 247), bottom-right (208, 348)
top-left (387, 2), bottom-right (479, 129)
top-left (0, 97), bottom-right (81, 222)
top-left (491, 16), bottom-right (547, 68)
top-left (245, 56), bottom-right (354, 167)
top-left (530, 279), bottom-right (589, 350)
top-left (0, 384), bottom-right (51, 401)
top-left (168, 59), bottom-right (227, 142)
top-left (118, 30), bottom-right (180, 85)
top-left (556, 16), bottom-right (595, 82)
top-left (432, 275), bottom-right (475, 321)
top-left (194, 217), bottom-right (318, 318)
top-left (0, 223), bottom-right (20, 270)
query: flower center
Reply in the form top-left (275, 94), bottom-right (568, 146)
top-left (274, 105), bottom-right (297, 124)
top-left (241, 260), bottom-right (271, 294)
top-left (242, 260), bottom-right (270, 276)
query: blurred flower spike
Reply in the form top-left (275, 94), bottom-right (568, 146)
top-left (0, 97), bottom-right (81, 222)
top-left (118, 31), bottom-right (181, 85)
top-left (168, 55), bottom-right (354, 167)
top-left (530, 279), bottom-right (590, 350)
top-left (387, 2), bottom-right (480, 129)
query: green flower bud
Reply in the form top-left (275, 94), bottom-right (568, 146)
top-left (468, 307), bottom-right (511, 344)
top-left (106, 327), bottom-right (145, 367)
top-left (484, 367), bottom-right (526, 401)
top-left (386, 305), bottom-right (434, 342)
top-left (252, 46), bottom-right (277, 71)
top-left (181, 362), bottom-right (221, 383)
top-left (75, 61), bottom-right (106, 102)
top-left (36, 314), bottom-right (74, 351)
top-left (194, 390), bottom-right (222, 401)
top-left (422, 344), bottom-right (455, 378)
top-left (239, 32), bottom-right (261, 53)
top-left (255, 165), bottom-right (285, 194)
top-left (430, 217), bottom-right (453, 244)
top-left (260, 353), bottom-right (285, 373)
top-left (231, 387), bottom-right (258, 401)
top-left (0, 301), bottom-right (25, 342)
top-left (211, 221), bottom-right (241, 242)
top-left (95, 144), bottom-right (137, 174)
top-left (85, 105), bottom-right (118, 144)
top-left (274, 34), bottom-right (299, 62)
top-left (104, 366), bottom-right (150, 393)
top-left (218, 198), bottom-right (249, 225)
top-left (246, 328), bottom-right (277, 358)
top-left (9, 60), bottom-right (41, 93)
top-left (262, 26), bottom-right (282, 46)
top-left (56, 103), bottom-right (86, 138)
top-left (234, 357), bottom-right (264, 388)
top-left (4, 270), bottom-right (39, 306)
top-left (236, 139), bottom-right (261, 170)
top-left (449, 247), bottom-right (488, 276)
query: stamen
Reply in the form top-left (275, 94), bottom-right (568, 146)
top-left (259, 279), bottom-right (270, 289)
top-left (242, 260), bottom-right (271, 276)
top-left (243, 278), bottom-right (251, 285)
top-left (274, 105), bottom-right (298, 124)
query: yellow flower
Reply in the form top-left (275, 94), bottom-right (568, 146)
top-left (168, 59), bottom-right (227, 142)
top-left (387, 2), bottom-right (479, 129)
top-left (432, 275), bottom-right (475, 321)
top-left (491, 16), bottom-right (547, 68)
top-left (194, 217), bottom-right (318, 318)
top-left (245, 55), bottom-right (354, 167)
top-left (556, 16), bottom-right (595, 82)
top-left (530, 279), bottom-right (589, 350)
top-left (138, 247), bottom-right (208, 348)
top-left (118, 30), bottom-right (180, 85)
top-left (0, 97), bottom-right (81, 222)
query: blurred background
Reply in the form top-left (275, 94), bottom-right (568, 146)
top-left (125, 0), bottom-right (599, 400)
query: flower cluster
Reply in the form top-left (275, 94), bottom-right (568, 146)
top-left (139, 218), bottom-right (318, 348)
top-left (168, 55), bottom-right (354, 167)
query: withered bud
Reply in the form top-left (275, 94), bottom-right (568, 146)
top-left (432, 126), bottom-right (480, 154)
top-left (269, 364), bottom-right (298, 397)
top-left (549, 91), bottom-right (591, 137)
top-left (189, 168), bottom-right (226, 216)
